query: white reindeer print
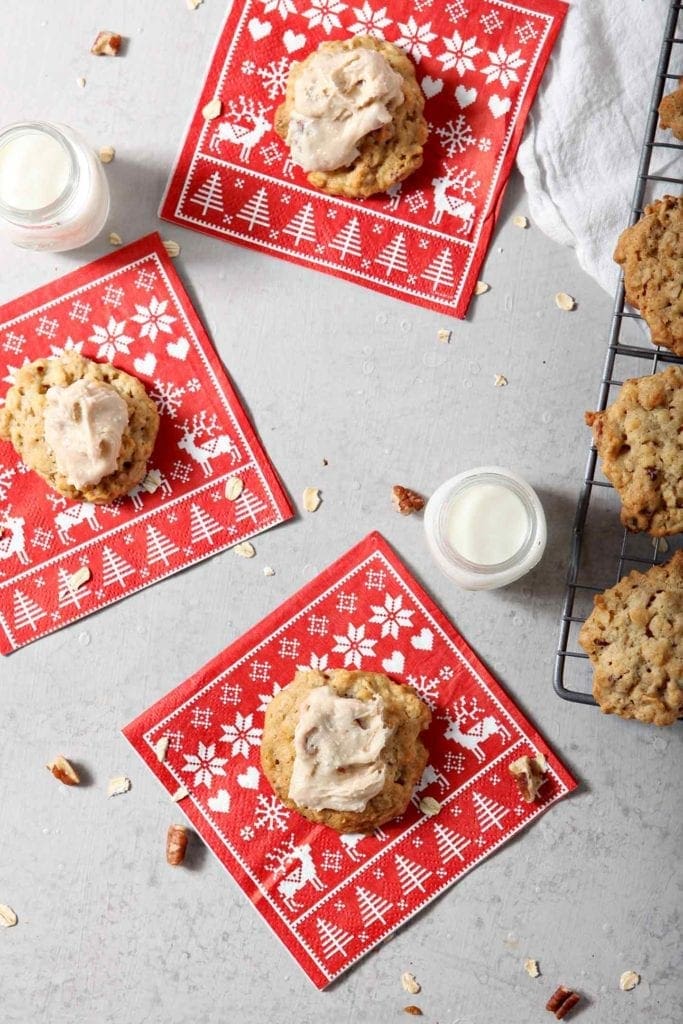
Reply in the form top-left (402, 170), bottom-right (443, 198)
top-left (444, 695), bottom-right (511, 763)
top-left (411, 764), bottom-right (449, 805)
top-left (209, 97), bottom-right (271, 162)
top-left (127, 469), bottom-right (172, 510)
top-left (386, 181), bottom-right (403, 211)
top-left (49, 496), bottom-right (101, 544)
top-left (0, 514), bottom-right (29, 564)
top-left (265, 835), bottom-right (324, 912)
top-left (430, 167), bottom-right (479, 231)
top-left (176, 411), bottom-right (240, 478)
top-left (339, 827), bottom-right (388, 862)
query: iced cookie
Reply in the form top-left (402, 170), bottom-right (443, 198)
top-left (274, 36), bottom-right (428, 198)
top-left (659, 78), bottom-right (683, 141)
top-left (0, 352), bottom-right (159, 503)
top-left (613, 195), bottom-right (683, 356)
top-left (585, 366), bottom-right (683, 536)
top-left (260, 668), bottom-right (431, 832)
top-left (579, 551), bottom-right (683, 726)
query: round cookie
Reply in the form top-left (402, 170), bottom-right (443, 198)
top-left (659, 79), bottom-right (683, 141)
top-left (260, 668), bottom-right (431, 832)
top-left (579, 551), bottom-right (683, 726)
top-left (0, 352), bottom-right (159, 503)
top-left (274, 36), bottom-right (428, 199)
top-left (613, 195), bottom-right (683, 356)
top-left (585, 366), bottom-right (683, 536)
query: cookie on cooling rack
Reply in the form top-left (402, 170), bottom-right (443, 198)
top-left (260, 668), bottom-right (431, 832)
top-left (579, 551), bottom-right (683, 726)
top-left (274, 36), bottom-right (428, 198)
top-left (585, 365), bottom-right (683, 536)
top-left (659, 78), bottom-right (683, 141)
top-left (0, 352), bottom-right (159, 504)
top-left (613, 195), bottom-right (683, 356)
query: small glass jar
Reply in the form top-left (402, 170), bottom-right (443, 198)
top-left (424, 466), bottom-right (547, 591)
top-left (0, 121), bottom-right (110, 252)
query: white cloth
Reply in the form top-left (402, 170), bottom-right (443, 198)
top-left (516, 0), bottom-right (678, 296)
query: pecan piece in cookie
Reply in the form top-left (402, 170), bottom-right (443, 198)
top-left (659, 78), bottom-right (683, 141)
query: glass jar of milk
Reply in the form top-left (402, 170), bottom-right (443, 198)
top-left (424, 467), bottom-right (547, 590)
top-left (0, 122), bottom-right (110, 251)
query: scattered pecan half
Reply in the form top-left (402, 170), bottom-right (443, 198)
top-left (91, 31), bottom-right (122, 56)
top-left (546, 986), bottom-right (581, 1019)
top-left (45, 755), bottom-right (80, 786)
top-left (166, 824), bottom-right (189, 866)
top-left (392, 485), bottom-right (425, 516)
top-left (509, 752), bottom-right (547, 803)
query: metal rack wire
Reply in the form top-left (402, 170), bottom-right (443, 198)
top-left (554, 0), bottom-right (683, 706)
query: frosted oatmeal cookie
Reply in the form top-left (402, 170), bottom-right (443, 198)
top-left (659, 78), bottom-right (683, 141)
top-left (260, 668), bottom-right (431, 832)
top-left (579, 551), bottom-right (683, 726)
top-left (274, 36), bottom-right (428, 198)
top-left (585, 366), bottom-right (683, 536)
top-left (613, 195), bottom-right (683, 356)
top-left (0, 352), bottom-right (159, 503)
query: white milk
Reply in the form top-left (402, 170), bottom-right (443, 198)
top-left (0, 130), bottom-right (71, 210)
top-left (445, 482), bottom-right (529, 565)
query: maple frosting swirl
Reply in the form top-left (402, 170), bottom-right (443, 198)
top-left (44, 378), bottom-right (128, 489)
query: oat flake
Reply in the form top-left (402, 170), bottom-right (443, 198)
top-left (513, 215), bottom-right (529, 228)
top-left (524, 958), bottom-right (540, 978)
top-left (154, 736), bottom-right (170, 763)
top-left (98, 146), bottom-right (115, 164)
top-left (68, 566), bottom-right (91, 591)
top-left (171, 786), bottom-right (189, 802)
top-left (494, 374), bottom-right (508, 388)
top-left (234, 541), bottom-right (256, 558)
top-left (202, 97), bottom-right (222, 120)
top-left (108, 232), bottom-right (122, 246)
top-left (555, 292), bottom-right (576, 311)
top-left (0, 904), bottom-right (18, 928)
top-left (224, 476), bottom-right (244, 501)
top-left (107, 775), bottom-right (132, 798)
top-left (162, 239), bottom-right (181, 258)
top-left (303, 487), bottom-right (321, 512)
top-left (419, 796), bottom-right (441, 817)
top-left (619, 971), bottom-right (640, 991)
top-left (475, 281), bottom-right (490, 295)
top-left (437, 328), bottom-right (451, 344)
top-left (263, 566), bottom-right (276, 577)
top-left (401, 972), bottom-right (421, 995)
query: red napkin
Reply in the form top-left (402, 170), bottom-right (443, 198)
top-left (160, 0), bottom-right (567, 317)
top-left (0, 234), bottom-right (292, 654)
top-left (124, 531), bottom-right (576, 988)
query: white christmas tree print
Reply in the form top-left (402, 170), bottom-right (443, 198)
top-left (374, 232), bottom-right (409, 278)
top-left (472, 791), bottom-right (510, 833)
top-left (181, 741), bottom-right (228, 788)
top-left (101, 547), bottom-right (135, 588)
top-left (57, 566), bottom-right (92, 609)
top-left (481, 45), bottom-right (526, 88)
top-left (329, 217), bottom-right (362, 261)
top-left (189, 504), bottom-right (224, 545)
top-left (369, 593), bottom-right (414, 637)
top-left (438, 31), bottom-right (482, 74)
top-left (219, 712), bottom-right (262, 757)
top-left (332, 623), bottom-right (377, 668)
top-left (434, 823), bottom-right (471, 865)
top-left (282, 203), bottom-right (317, 247)
top-left (190, 172), bottom-right (224, 216)
top-left (421, 247), bottom-right (455, 292)
top-left (234, 489), bottom-right (268, 524)
top-left (316, 918), bottom-right (354, 960)
top-left (395, 853), bottom-right (432, 895)
top-left (257, 56), bottom-right (291, 99)
top-left (88, 317), bottom-right (133, 361)
top-left (146, 525), bottom-right (180, 567)
top-left (355, 885), bottom-right (393, 926)
top-left (13, 589), bottom-right (46, 632)
top-left (303, 0), bottom-right (347, 35)
top-left (436, 115), bottom-right (476, 157)
top-left (349, 2), bottom-right (392, 37)
top-left (236, 187), bottom-right (271, 231)
top-left (395, 16), bottom-right (437, 62)
top-left (131, 296), bottom-right (177, 342)
top-left (260, 0), bottom-right (297, 18)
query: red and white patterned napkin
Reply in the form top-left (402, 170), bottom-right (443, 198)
top-left (160, 0), bottom-right (567, 317)
top-left (0, 234), bottom-right (292, 654)
top-left (124, 531), bottom-right (576, 988)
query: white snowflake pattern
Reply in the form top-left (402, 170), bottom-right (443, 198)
top-left (480, 11), bottom-right (503, 34)
top-left (438, 31), bottom-right (481, 74)
top-left (88, 317), bottom-right (133, 361)
top-left (185, 377), bottom-right (201, 392)
top-left (406, 193), bottom-right (428, 213)
top-left (394, 17), bottom-right (437, 62)
top-left (2, 331), bottom-right (25, 355)
top-left (446, 0), bottom-right (468, 19)
top-left (49, 336), bottom-right (83, 358)
top-left (481, 45), bottom-right (525, 89)
top-left (260, 0), bottom-right (297, 18)
top-left (257, 682), bottom-right (282, 713)
top-left (348, 2), bottom-right (392, 37)
top-left (296, 653), bottom-right (329, 672)
top-left (435, 115), bottom-right (476, 156)
top-left (254, 793), bottom-right (289, 831)
top-left (131, 296), bottom-right (177, 342)
top-left (257, 56), bottom-right (290, 99)
top-left (515, 20), bottom-right (538, 45)
top-left (240, 825), bottom-right (255, 841)
top-left (332, 623), bottom-right (377, 668)
top-left (302, 0), bottom-right (347, 34)
top-left (439, 665), bottom-right (454, 680)
top-left (150, 380), bottom-right (185, 418)
top-left (369, 593), bottom-right (414, 638)
top-left (242, 59), bottom-right (256, 75)
top-left (220, 712), bottom-right (262, 757)
top-left (475, 836), bottom-right (486, 848)
top-left (406, 673), bottom-right (440, 709)
top-left (181, 741), bottom-right (228, 789)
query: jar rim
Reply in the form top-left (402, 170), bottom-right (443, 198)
top-left (0, 122), bottom-right (80, 225)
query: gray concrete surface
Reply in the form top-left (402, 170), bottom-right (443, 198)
top-left (0, 3), bottom-right (680, 1023)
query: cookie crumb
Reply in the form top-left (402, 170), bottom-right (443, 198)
top-left (524, 958), bottom-right (540, 978)
top-left (187, 0), bottom-right (204, 8)
top-left (0, 904), bottom-right (18, 928)
top-left (224, 476), bottom-right (244, 501)
top-left (46, 755), bottom-right (80, 786)
top-left (554, 292), bottom-right (576, 311)
top-left (108, 232), bottom-right (122, 246)
top-left (437, 328), bottom-right (451, 344)
top-left (619, 970), bottom-right (640, 991)
top-left (263, 566), bottom-right (276, 577)
top-left (509, 753), bottom-right (546, 803)
top-left (419, 796), bottom-right (441, 817)
top-left (107, 775), bottom-right (132, 798)
top-left (162, 239), bottom-right (181, 259)
top-left (234, 541), bottom-right (256, 558)
top-left (76, 76), bottom-right (87, 88)
top-left (202, 97), bottom-right (222, 120)
top-left (401, 972), bottom-right (421, 995)
top-left (154, 736), bottom-right (169, 763)
top-left (303, 487), bottom-right (322, 512)
top-left (171, 786), bottom-right (189, 802)
top-left (475, 281), bottom-right (490, 295)
top-left (513, 215), bottom-right (529, 228)
top-left (322, 458), bottom-right (328, 466)
top-left (98, 145), bottom-right (115, 164)
top-left (91, 31), bottom-right (122, 56)
top-left (494, 374), bottom-right (508, 387)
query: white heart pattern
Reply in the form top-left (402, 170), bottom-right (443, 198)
top-left (421, 76), bottom-right (443, 99)
top-left (237, 765), bottom-right (260, 790)
top-left (248, 17), bottom-right (272, 41)
top-left (382, 651), bottom-right (405, 675)
top-left (166, 336), bottom-right (190, 360)
top-left (455, 85), bottom-right (478, 108)
top-left (133, 352), bottom-right (156, 376)
top-left (208, 789), bottom-right (231, 813)
top-left (411, 628), bottom-right (434, 651)
top-left (283, 29), bottom-right (306, 54)
top-left (488, 94), bottom-right (511, 119)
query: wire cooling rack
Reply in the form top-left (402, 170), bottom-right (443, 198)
top-left (554, 0), bottom-right (683, 706)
